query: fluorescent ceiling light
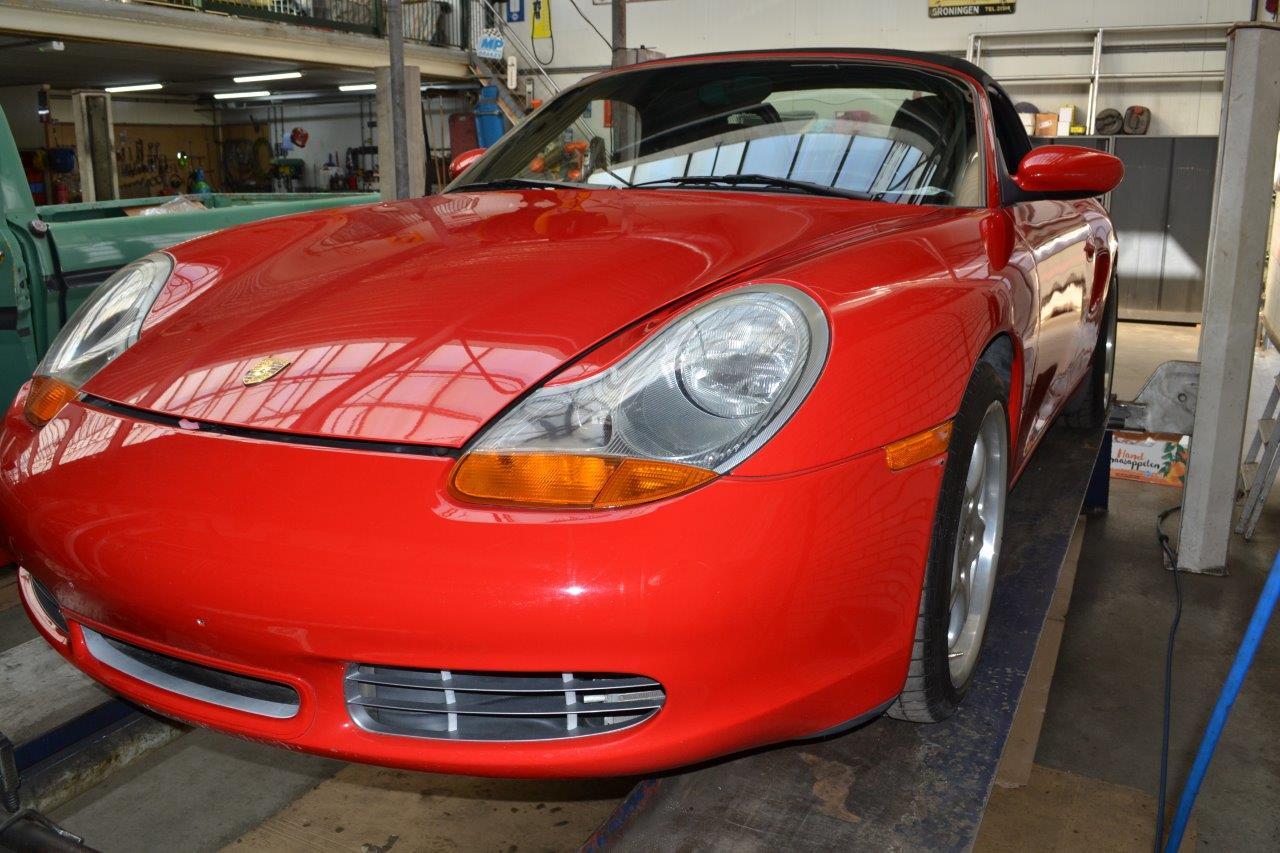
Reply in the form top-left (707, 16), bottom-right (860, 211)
top-left (339, 83), bottom-right (377, 92)
top-left (233, 71), bottom-right (303, 83)
top-left (214, 90), bottom-right (271, 100)
top-left (105, 83), bottom-right (163, 93)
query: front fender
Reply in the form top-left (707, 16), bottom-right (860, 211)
top-left (733, 212), bottom-right (1019, 477)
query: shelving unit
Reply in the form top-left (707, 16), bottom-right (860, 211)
top-left (966, 24), bottom-right (1230, 133)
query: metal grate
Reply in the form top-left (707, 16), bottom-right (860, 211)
top-left (82, 627), bottom-right (300, 719)
top-left (346, 665), bottom-right (665, 741)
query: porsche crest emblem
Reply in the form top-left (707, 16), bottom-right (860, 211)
top-left (242, 356), bottom-right (292, 386)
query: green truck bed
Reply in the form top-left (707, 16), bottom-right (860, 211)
top-left (1, 106), bottom-right (376, 407)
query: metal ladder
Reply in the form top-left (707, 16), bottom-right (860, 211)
top-left (1236, 348), bottom-right (1280, 539)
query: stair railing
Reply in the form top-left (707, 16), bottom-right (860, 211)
top-left (469, 0), bottom-right (563, 96)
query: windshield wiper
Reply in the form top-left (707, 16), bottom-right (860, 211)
top-left (450, 177), bottom-right (583, 192)
top-left (632, 173), bottom-right (875, 201)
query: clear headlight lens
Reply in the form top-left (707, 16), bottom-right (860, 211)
top-left (24, 253), bottom-right (172, 427)
top-left (450, 285), bottom-right (828, 508)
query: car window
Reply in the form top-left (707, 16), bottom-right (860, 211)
top-left (457, 60), bottom-right (984, 207)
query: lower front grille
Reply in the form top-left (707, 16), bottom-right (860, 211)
top-left (346, 665), bottom-right (666, 742)
top-left (81, 627), bottom-right (300, 719)
top-left (24, 571), bottom-right (67, 633)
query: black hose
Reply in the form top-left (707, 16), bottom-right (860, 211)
top-left (1155, 504), bottom-right (1183, 852)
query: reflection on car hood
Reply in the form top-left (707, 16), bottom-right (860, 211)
top-left (86, 188), bottom-right (935, 447)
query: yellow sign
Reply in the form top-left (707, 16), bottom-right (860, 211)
top-left (532, 0), bottom-right (553, 39)
top-left (928, 0), bottom-right (1016, 17)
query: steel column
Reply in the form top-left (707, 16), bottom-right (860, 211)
top-left (1178, 24), bottom-right (1280, 574)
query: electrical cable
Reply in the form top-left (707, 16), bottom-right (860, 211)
top-left (525, 0), bottom-right (555, 66)
top-left (533, 29), bottom-right (555, 65)
top-left (1154, 504), bottom-right (1183, 853)
top-left (564, 0), bottom-right (613, 51)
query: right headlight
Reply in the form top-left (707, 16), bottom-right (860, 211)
top-left (24, 253), bottom-right (173, 427)
top-left (450, 284), bottom-right (829, 509)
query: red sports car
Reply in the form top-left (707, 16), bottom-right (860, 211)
top-left (1, 50), bottom-right (1120, 777)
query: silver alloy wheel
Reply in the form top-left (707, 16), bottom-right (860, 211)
top-left (946, 401), bottom-right (1008, 685)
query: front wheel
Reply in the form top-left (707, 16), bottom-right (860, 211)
top-left (888, 361), bottom-right (1009, 723)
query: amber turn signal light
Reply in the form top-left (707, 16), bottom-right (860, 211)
top-left (451, 452), bottom-right (716, 509)
top-left (884, 421), bottom-right (953, 470)
top-left (23, 376), bottom-right (79, 428)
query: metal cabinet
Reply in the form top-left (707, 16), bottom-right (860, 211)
top-left (1033, 135), bottom-right (1217, 324)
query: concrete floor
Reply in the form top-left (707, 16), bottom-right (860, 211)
top-left (1035, 476), bottom-right (1280, 850)
top-left (13, 321), bottom-right (1280, 850)
top-left (1113, 321), bottom-right (1200, 399)
top-left (1031, 321), bottom-right (1280, 850)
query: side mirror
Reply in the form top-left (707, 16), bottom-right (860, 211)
top-left (1012, 145), bottom-right (1124, 199)
top-left (448, 147), bottom-right (487, 181)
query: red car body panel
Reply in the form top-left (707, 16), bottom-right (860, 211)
top-left (88, 191), bottom-right (940, 454)
top-left (4, 396), bottom-right (941, 775)
top-left (0, 49), bottom-right (1117, 776)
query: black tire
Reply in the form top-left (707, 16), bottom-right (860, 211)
top-left (1064, 277), bottom-right (1119, 429)
top-left (888, 360), bottom-right (1009, 723)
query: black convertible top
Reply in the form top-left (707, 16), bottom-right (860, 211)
top-left (659, 48), bottom-right (998, 90)
top-left (654, 46), bottom-right (1031, 173)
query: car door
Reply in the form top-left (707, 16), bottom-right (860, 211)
top-left (1012, 197), bottom-right (1095, 442)
top-left (987, 92), bottom-right (1098, 450)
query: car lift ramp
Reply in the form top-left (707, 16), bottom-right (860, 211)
top-left (587, 421), bottom-right (1105, 851)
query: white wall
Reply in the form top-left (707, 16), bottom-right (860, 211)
top-left (221, 101), bottom-right (370, 190)
top-left (503, 0), bottom-right (1256, 135)
top-left (220, 96), bottom-right (470, 189)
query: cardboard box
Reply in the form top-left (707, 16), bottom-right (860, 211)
top-left (1019, 113), bottom-right (1035, 135)
top-left (1110, 431), bottom-right (1189, 487)
top-left (1056, 106), bottom-right (1075, 136)
top-left (1034, 113), bottom-right (1058, 137)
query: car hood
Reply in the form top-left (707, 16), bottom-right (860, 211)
top-left (86, 189), bottom-right (937, 448)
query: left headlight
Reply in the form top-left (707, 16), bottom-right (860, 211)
top-left (450, 284), bottom-right (829, 509)
top-left (24, 253), bottom-right (173, 427)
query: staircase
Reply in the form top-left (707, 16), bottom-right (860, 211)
top-left (469, 56), bottom-right (528, 125)
top-left (465, 0), bottom-right (564, 128)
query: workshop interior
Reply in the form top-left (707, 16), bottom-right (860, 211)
top-left (1, 1), bottom-right (1280, 851)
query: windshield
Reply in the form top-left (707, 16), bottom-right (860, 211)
top-left (452, 59), bottom-right (984, 206)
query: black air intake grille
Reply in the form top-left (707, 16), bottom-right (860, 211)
top-left (345, 665), bottom-right (665, 741)
top-left (81, 627), bottom-right (300, 719)
top-left (29, 575), bottom-right (68, 633)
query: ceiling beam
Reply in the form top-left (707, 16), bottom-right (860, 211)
top-left (0, 0), bottom-right (471, 80)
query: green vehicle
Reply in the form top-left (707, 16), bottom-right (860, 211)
top-left (0, 106), bottom-right (376, 407)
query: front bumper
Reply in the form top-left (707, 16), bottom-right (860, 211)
top-left (1, 398), bottom-right (943, 776)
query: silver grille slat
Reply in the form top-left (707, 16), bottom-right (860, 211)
top-left (348, 692), bottom-right (665, 717)
top-left (345, 664), bottom-right (665, 742)
top-left (347, 668), bottom-right (661, 693)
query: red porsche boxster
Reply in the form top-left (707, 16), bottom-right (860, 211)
top-left (1, 49), bottom-right (1120, 777)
